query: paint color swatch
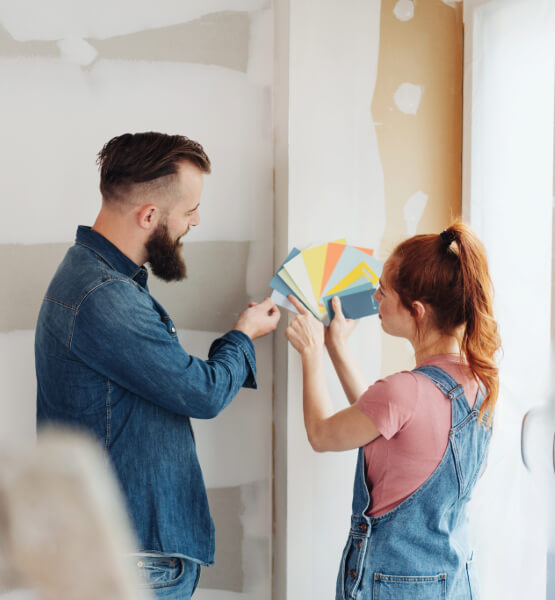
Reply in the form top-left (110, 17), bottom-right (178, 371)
top-left (269, 241), bottom-right (383, 322)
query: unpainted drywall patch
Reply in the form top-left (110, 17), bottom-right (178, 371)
top-left (89, 12), bottom-right (250, 72)
top-left (0, 243), bottom-right (70, 332)
top-left (393, 0), bottom-right (415, 22)
top-left (240, 480), bottom-right (270, 594)
top-left (0, 241), bottom-right (250, 333)
top-left (148, 241), bottom-right (251, 332)
top-left (0, 330), bottom-right (37, 448)
top-left (0, 13), bottom-right (250, 72)
top-left (0, 0), bottom-right (268, 41)
top-left (247, 8), bottom-right (273, 86)
top-left (199, 486), bottom-right (244, 591)
top-left (404, 190), bottom-right (428, 236)
top-left (198, 481), bottom-right (270, 592)
top-left (0, 24), bottom-right (57, 56)
top-left (393, 82), bottom-right (422, 114)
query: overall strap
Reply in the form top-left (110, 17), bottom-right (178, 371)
top-left (412, 364), bottom-right (478, 425)
top-left (351, 447), bottom-right (372, 525)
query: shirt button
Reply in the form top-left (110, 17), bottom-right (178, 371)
top-left (137, 561), bottom-right (144, 568)
top-left (171, 327), bottom-right (176, 333)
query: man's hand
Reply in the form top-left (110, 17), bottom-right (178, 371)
top-left (234, 297), bottom-right (281, 340)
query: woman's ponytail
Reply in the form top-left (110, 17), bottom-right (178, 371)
top-left (444, 223), bottom-right (501, 424)
top-left (390, 222), bottom-right (501, 425)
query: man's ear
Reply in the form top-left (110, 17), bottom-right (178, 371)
top-left (136, 204), bottom-right (159, 232)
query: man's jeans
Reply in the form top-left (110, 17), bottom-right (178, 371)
top-left (132, 553), bottom-right (201, 600)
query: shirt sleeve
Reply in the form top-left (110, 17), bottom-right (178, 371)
top-left (70, 279), bottom-right (257, 420)
top-left (356, 371), bottom-right (419, 440)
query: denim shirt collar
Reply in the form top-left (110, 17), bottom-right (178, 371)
top-left (75, 225), bottom-right (148, 286)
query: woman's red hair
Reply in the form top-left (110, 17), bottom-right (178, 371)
top-left (389, 222), bottom-right (501, 425)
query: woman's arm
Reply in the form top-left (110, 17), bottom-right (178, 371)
top-left (286, 295), bottom-right (380, 452)
top-left (325, 296), bottom-right (369, 405)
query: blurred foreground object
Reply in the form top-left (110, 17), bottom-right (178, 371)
top-left (0, 429), bottom-right (152, 600)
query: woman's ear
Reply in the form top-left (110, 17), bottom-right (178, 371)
top-left (411, 300), bottom-right (426, 324)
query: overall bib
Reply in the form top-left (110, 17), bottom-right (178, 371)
top-left (336, 365), bottom-right (492, 600)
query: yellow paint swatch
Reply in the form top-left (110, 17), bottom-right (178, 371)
top-left (302, 239), bottom-right (346, 302)
top-left (325, 262), bottom-right (379, 296)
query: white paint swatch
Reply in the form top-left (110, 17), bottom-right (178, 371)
top-left (404, 190), bottom-right (428, 236)
top-left (270, 290), bottom-right (299, 314)
top-left (393, 0), bottom-right (414, 22)
top-left (394, 82), bottom-right (422, 115)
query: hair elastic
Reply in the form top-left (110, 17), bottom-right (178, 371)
top-left (440, 229), bottom-right (456, 246)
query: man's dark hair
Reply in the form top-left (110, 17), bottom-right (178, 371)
top-left (97, 132), bottom-right (211, 202)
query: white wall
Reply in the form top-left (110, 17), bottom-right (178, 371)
top-left (274, 2), bottom-right (386, 598)
top-left (463, 1), bottom-right (554, 598)
top-left (0, 1), bottom-right (275, 598)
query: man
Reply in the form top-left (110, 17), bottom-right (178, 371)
top-left (35, 132), bottom-right (280, 599)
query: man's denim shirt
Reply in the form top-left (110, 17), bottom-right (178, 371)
top-left (35, 226), bottom-right (257, 565)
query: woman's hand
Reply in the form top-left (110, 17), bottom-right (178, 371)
top-left (285, 295), bottom-right (325, 357)
top-left (325, 296), bottom-right (357, 352)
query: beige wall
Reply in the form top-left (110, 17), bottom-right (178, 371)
top-left (373, 0), bottom-right (463, 375)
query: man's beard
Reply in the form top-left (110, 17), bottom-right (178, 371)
top-left (145, 222), bottom-right (187, 282)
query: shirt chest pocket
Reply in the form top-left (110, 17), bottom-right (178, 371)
top-left (163, 316), bottom-right (177, 337)
top-left (150, 298), bottom-right (178, 338)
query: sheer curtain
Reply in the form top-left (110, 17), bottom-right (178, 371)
top-left (462, 0), bottom-right (554, 598)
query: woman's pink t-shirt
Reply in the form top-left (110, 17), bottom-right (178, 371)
top-left (356, 354), bottom-right (478, 517)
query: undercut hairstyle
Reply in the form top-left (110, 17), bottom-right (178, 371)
top-left (389, 221), bottom-right (502, 425)
top-left (97, 132), bottom-right (211, 203)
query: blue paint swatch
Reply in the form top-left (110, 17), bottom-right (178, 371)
top-left (323, 283), bottom-right (379, 321)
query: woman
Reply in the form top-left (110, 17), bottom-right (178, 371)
top-left (285, 223), bottom-right (501, 600)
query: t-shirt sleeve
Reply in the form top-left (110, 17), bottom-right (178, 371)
top-left (356, 371), bottom-right (419, 440)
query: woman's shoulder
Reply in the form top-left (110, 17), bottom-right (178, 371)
top-left (361, 370), bottom-right (421, 402)
top-left (358, 371), bottom-right (425, 439)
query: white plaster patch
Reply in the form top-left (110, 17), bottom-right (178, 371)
top-left (57, 37), bottom-right (98, 66)
top-left (0, 0), bottom-right (269, 41)
top-left (181, 329), bottom-right (272, 489)
top-left (394, 82), bottom-right (422, 114)
top-left (0, 58), bottom-right (272, 244)
top-left (393, 0), bottom-right (414, 22)
top-left (0, 330), bottom-right (36, 449)
top-left (403, 190), bottom-right (428, 236)
top-left (194, 385), bottom-right (271, 486)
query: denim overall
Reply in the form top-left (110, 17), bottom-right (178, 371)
top-left (336, 365), bottom-right (492, 600)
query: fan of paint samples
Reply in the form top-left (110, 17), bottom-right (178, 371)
top-left (269, 239), bottom-right (383, 323)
